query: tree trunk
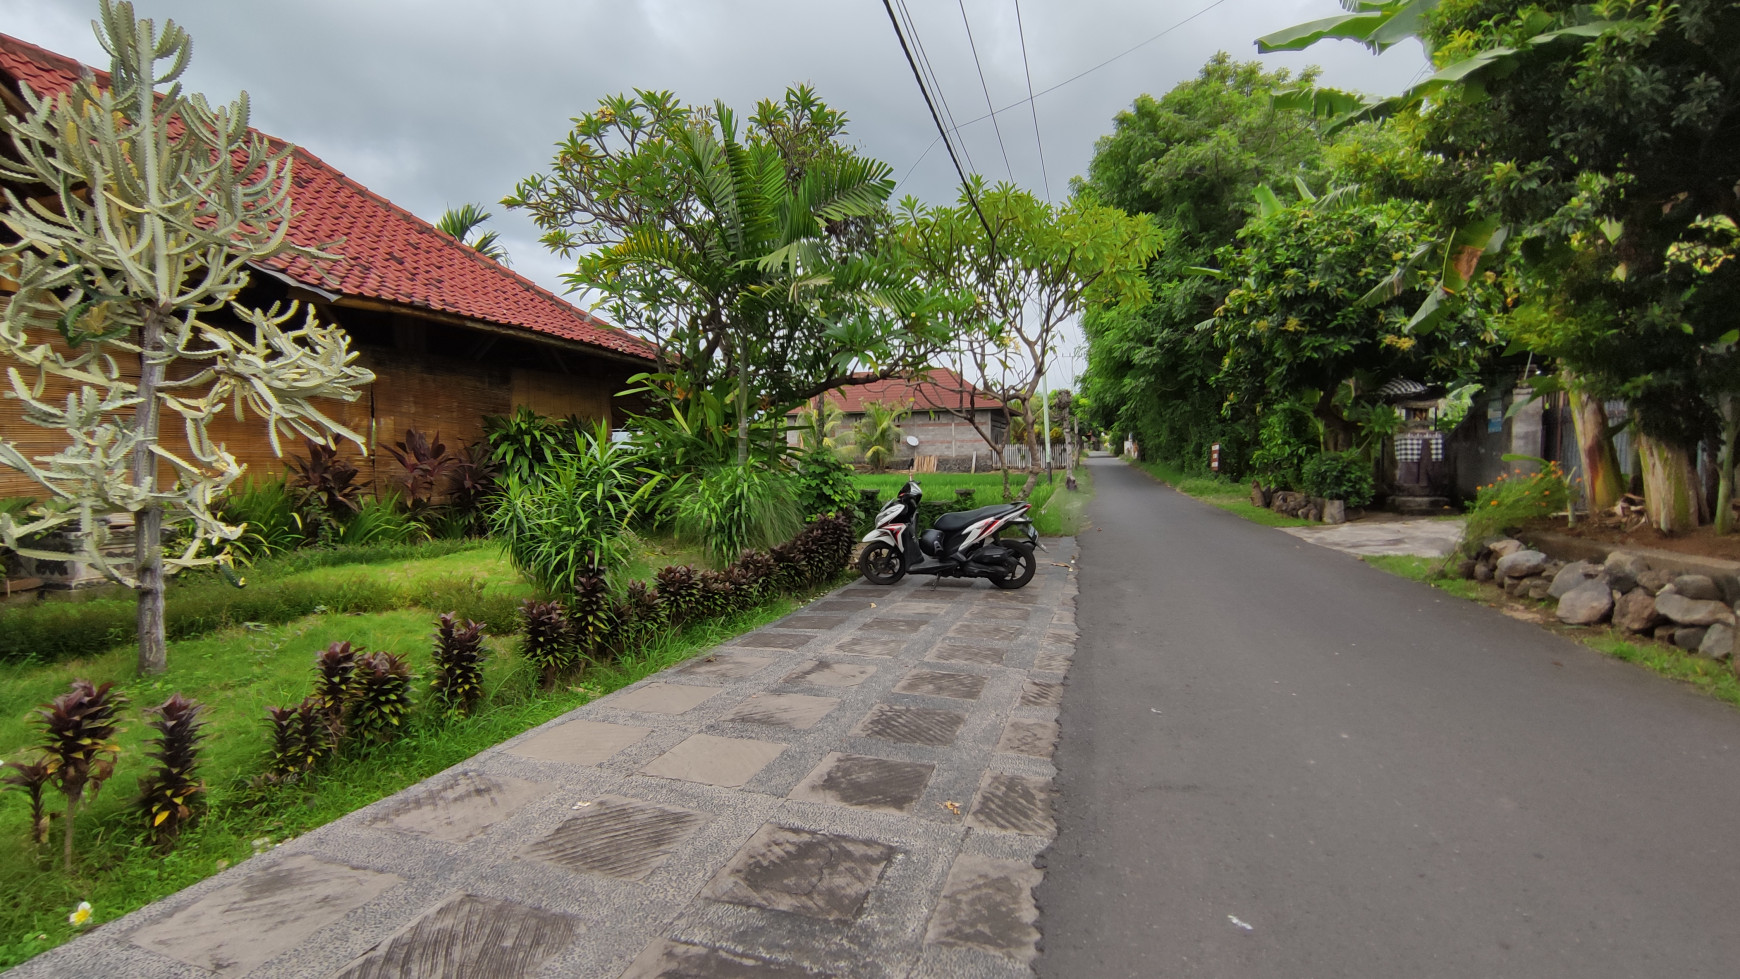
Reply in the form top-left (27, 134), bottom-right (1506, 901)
top-left (1566, 380), bottom-right (1623, 512)
top-left (735, 335), bottom-right (750, 466)
top-left (63, 792), bottom-right (78, 872)
top-left (1017, 403), bottom-right (1042, 500)
top-left (1638, 433), bottom-right (1703, 534)
top-left (1062, 400), bottom-right (1078, 491)
top-left (134, 310), bottom-right (168, 675)
top-left (1717, 395), bottom-right (1738, 535)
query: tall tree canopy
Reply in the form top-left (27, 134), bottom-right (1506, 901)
top-left (506, 87), bottom-right (948, 461)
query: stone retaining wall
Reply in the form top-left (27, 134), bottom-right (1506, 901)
top-left (1456, 538), bottom-right (1740, 666)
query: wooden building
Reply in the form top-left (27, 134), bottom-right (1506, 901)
top-left (0, 32), bottom-right (655, 500)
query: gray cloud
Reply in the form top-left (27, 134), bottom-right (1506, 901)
top-left (3, 0), bottom-right (1426, 381)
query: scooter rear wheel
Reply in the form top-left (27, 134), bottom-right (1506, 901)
top-left (991, 542), bottom-right (1036, 590)
top-left (858, 542), bottom-right (905, 584)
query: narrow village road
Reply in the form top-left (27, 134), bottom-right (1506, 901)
top-left (1038, 457), bottom-right (1740, 979)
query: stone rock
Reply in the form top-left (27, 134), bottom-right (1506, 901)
top-left (1322, 499), bottom-right (1347, 525)
top-left (1654, 624), bottom-right (1680, 642)
top-left (1502, 576), bottom-right (1525, 596)
top-left (1556, 579), bottom-right (1614, 625)
top-left (1453, 558), bottom-right (1477, 580)
top-left (1489, 539), bottom-right (1524, 559)
top-left (1496, 550), bottom-right (1549, 580)
top-left (1474, 560), bottom-right (1495, 583)
top-left (1270, 491), bottom-right (1307, 516)
top-left (1605, 550), bottom-right (1648, 579)
top-left (1250, 482), bottom-right (1270, 508)
top-left (1612, 589), bottom-right (1665, 634)
top-left (1672, 575), bottom-right (1722, 601)
top-left (1697, 622), bottom-right (1735, 662)
top-left (1548, 561), bottom-right (1601, 599)
top-left (1635, 569), bottom-right (1675, 595)
top-left (1654, 591), bottom-right (1737, 628)
top-left (1524, 578), bottom-right (1553, 601)
top-left (1674, 626), bottom-right (1710, 651)
top-left (1604, 567), bottom-right (1639, 595)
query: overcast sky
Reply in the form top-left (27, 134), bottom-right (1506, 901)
top-left (2, 0), bottom-right (1426, 383)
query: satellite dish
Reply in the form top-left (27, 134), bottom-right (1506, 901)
top-left (905, 435), bottom-right (920, 447)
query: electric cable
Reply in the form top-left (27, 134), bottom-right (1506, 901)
top-left (880, 0), bottom-right (996, 242)
top-left (958, 0), bottom-right (1013, 180)
top-left (896, 0), bottom-right (980, 178)
top-left (1012, 0), bottom-right (1052, 201)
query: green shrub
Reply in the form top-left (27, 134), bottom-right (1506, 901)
top-left (346, 652), bottom-right (414, 745)
top-left (793, 449), bottom-right (859, 520)
top-left (1459, 459), bottom-right (1571, 555)
top-left (1301, 452), bottom-right (1375, 506)
top-left (136, 694), bottom-right (207, 847)
top-left (654, 565), bottom-right (701, 624)
top-left (674, 465), bottom-right (804, 567)
top-left (1251, 404), bottom-right (1317, 490)
top-left (520, 599), bottom-right (574, 688)
top-left (336, 495), bottom-right (424, 548)
top-left (490, 425), bottom-right (656, 593)
top-left (219, 479), bottom-right (308, 562)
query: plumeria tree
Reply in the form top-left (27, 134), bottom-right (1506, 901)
top-left (0, 1), bottom-right (374, 673)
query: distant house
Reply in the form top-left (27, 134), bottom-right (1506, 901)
top-left (0, 32), bottom-right (656, 501)
top-left (793, 369), bottom-right (1007, 472)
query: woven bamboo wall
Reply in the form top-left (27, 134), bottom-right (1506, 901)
top-left (0, 336), bottom-right (624, 501)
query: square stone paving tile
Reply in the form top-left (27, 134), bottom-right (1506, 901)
top-left (1046, 629), bottom-right (1078, 645)
top-left (922, 854), bottom-right (1042, 965)
top-left (779, 613), bottom-right (851, 631)
top-left (722, 692), bottom-right (840, 730)
top-left (329, 892), bottom-right (579, 979)
top-left (622, 939), bottom-right (833, 979)
top-left (129, 853), bottom-right (402, 978)
top-left (1019, 679), bottom-right (1064, 709)
top-left (926, 641), bottom-right (1006, 667)
top-left (995, 719), bottom-right (1059, 759)
top-left (522, 796), bottom-right (708, 881)
top-left (948, 621), bottom-right (1023, 642)
top-left (807, 599), bottom-right (876, 613)
top-left (965, 606), bottom-right (1032, 622)
top-left (788, 752), bottom-right (935, 814)
top-left (1033, 648), bottom-right (1071, 674)
top-left (606, 682), bottom-right (723, 715)
top-left (700, 822), bottom-right (899, 922)
top-left (371, 772), bottom-right (551, 843)
top-left (893, 669), bottom-right (988, 701)
top-left (782, 660), bottom-right (878, 688)
top-left (508, 718), bottom-right (651, 766)
top-left (681, 653), bottom-right (776, 680)
top-left (965, 772), bottom-right (1055, 838)
top-left (732, 631), bottom-right (816, 650)
top-left (852, 703), bottom-right (968, 747)
top-left (984, 590), bottom-right (1040, 604)
top-left (860, 616), bottom-right (928, 635)
top-left (639, 734), bottom-right (787, 787)
top-left (830, 636), bottom-right (906, 658)
top-left (893, 601), bottom-right (952, 615)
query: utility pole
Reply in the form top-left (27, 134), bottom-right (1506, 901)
top-left (1041, 376), bottom-right (1053, 484)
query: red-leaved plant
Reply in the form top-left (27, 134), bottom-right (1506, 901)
top-left (137, 694), bottom-right (207, 847)
top-left (36, 680), bottom-right (127, 870)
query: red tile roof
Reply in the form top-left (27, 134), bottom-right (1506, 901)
top-left (804, 369), bottom-right (1004, 414)
top-left (0, 32), bottom-right (654, 362)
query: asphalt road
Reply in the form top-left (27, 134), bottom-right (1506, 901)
top-left (1037, 457), bottom-right (1740, 978)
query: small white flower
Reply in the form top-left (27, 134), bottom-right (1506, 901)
top-left (68, 902), bottom-right (92, 927)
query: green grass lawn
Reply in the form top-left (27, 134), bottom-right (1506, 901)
top-left (852, 466), bottom-right (1093, 536)
top-left (1124, 458), bottom-right (1316, 527)
top-left (1362, 554), bottom-right (1740, 709)
top-left (0, 539), bottom-right (830, 968)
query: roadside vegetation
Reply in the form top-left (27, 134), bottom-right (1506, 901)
top-left (852, 469), bottom-right (1092, 537)
top-left (1124, 458), bottom-right (1314, 528)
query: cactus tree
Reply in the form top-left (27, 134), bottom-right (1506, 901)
top-left (0, 2), bottom-right (374, 673)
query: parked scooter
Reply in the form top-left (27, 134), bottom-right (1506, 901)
top-left (857, 480), bottom-right (1039, 589)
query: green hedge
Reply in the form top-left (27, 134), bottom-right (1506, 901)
top-left (0, 545), bottom-right (517, 665)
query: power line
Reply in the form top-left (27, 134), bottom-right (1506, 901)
top-left (1012, 0), bottom-right (1051, 201)
top-left (896, 0), bottom-right (979, 178)
top-left (957, 0), bottom-right (1013, 181)
top-left (880, 0), bottom-right (995, 242)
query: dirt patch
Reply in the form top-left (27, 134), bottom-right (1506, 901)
top-left (1518, 515), bottom-right (1740, 563)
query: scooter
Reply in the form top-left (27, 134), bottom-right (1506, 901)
top-left (857, 480), bottom-right (1039, 589)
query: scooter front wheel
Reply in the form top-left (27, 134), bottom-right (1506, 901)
top-left (858, 541), bottom-right (906, 584)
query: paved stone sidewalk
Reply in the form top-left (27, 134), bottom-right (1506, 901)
top-left (16, 545), bottom-right (1077, 979)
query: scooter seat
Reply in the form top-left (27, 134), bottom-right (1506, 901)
top-left (931, 503), bottom-right (1023, 532)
